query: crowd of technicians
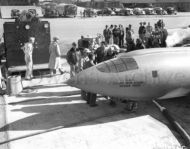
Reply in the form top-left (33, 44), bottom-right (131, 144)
top-left (66, 41), bottom-right (136, 109)
top-left (20, 19), bottom-right (168, 110)
top-left (103, 19), bottom-right (168, 51)
top-left (65, 19), bottom-right (168, 109)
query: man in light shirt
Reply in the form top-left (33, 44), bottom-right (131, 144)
top-left (22, 37), bottom-right (35, 80)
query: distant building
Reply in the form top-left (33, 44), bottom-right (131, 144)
top-left (0, 0), bottom-right (39, 5)
top-left (77, 0), bottom-right (123, 9)
top-left (76, 0), bottom-right (190, 11)
top-left (53, 0), bottom-right (75, 4)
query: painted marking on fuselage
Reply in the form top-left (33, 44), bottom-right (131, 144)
top-left (113, 81), bottom-right (144, 87)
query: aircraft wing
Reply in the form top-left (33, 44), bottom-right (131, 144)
top-left (167, 28), bottom-right (190, 47)
top-left (158, 88), bottom-right (190, 100)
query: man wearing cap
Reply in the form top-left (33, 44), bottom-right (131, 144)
top-left (49, 37), bottom-right (64, 76)
top-left (22, 37), bottom-right (35, 80)
top-left (79, 48), bottom-right (90, 71)
top-left (66, 42), bottom-right (79, 77)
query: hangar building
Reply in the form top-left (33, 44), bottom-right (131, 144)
top-left (0, 0), bottom-right (39, 5)
top-left (76, 0), bottom-right (190, 12)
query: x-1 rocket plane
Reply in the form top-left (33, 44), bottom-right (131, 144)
top-left (67, 47), bottom-right (190, 101)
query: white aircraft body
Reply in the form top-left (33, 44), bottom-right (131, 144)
top-left (67, 47), bottom-right (190, 101)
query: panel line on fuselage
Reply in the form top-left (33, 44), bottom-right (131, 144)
top-left (110, 59), bottom-right (118, 73)
top-left (119, 57), bottom-right (128, 71)
top-left (104, 61), bottom-right (111, 72)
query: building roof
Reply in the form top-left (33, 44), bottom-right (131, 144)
top-left (92, 0), bottom-right (190, 3)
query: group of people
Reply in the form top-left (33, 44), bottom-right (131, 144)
top-left (66, 42), bottom-right (98, 107)
top-left (21, 19), bottom-right (168, 109)
top-left (22, 36), bottom-right (64, 80)
top-left (103, 19), bottom-right (168, 52)
top-left (103, 24), bottom-right (125, 47)
top-left (66, 39), bottom-right (121, 107)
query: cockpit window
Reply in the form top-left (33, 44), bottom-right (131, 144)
top-left (96, 57), bottom-right (138, 73)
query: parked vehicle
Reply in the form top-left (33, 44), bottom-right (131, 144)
top-left (3, 20), bottom-right (51, 70)
top-left (97, 8), bottom-right (115, 16)
top-left (133, 8), bottom-right (145, 15)
top-left (56, 3), bottom-right (66, 17)
top-left (64, 4), bottom-right (77, 18)
top-left (85, 8), bottom-right (97, 17)
top-left (44, 2), bottom-right (59, 18)
top-left (143, 8), bottom-right (156, 15)
top-left (120, 8), bottom-right (133, 16)
top-left (166, 7), bottom-right (177, 15)
top-left (112, 8), bottom-right (122, 16)
top-left (154, 7), bottom-right (167, 15)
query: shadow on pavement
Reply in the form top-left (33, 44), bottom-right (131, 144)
top-left (1, 92), bottom-right (190, 148)
top-left (16, 91), bottom-right (80, 98)
top-left (9, 96), bottom-right (82, 105)
top-left (23, 84), bottom-right (69, 90)
top-left (0, 95), bottom-right (162, 132)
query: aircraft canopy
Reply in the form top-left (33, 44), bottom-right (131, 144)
top-left (97, 57), bottom-right (138, 73)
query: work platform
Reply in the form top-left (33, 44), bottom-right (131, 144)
top-left (8, 64), bottom-right (49, 73)
top-left (7, 58), bottom-right (69, 74)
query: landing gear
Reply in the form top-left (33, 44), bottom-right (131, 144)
top-left (107, 96), bottom-right (117, 107)
top-left (124, 101), bottom-right (138, 112)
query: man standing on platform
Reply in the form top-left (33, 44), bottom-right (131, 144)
top-left (22, 37), bottom-right (35, 80)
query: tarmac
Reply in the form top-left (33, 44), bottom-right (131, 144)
top-left (2, 13), bottom-right (190, 55)
top-left (0, 14), bottom-right (190, 149)
top-left (0, 74), bottom-right (189, 149)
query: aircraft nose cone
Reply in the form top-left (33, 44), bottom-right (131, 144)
top-left (66, 67), bottom-right (98, 89)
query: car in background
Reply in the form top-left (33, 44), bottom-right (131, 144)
top-left (133, 8), bottom-right (145, 15)
top-left (97, 8), bottom-right (115, 16)
top-left (56, 3), bottom-right (66, 17)
top-left (143, 8), bottom-right (156, 15)
top-left (43, 2), bottom-right (59, 18)
top-left (166, 7), bottom-right (177, 15)
top-left (85, 8), bottom-right (97, 17)
top-left (64, 4), bottom-right (77, 18)
top-left (119, 8), bottom-right (133, 16)
top-left (154, 7), bottom-right (167, 15)
top-left (111, 8), bottom-right (122, 16)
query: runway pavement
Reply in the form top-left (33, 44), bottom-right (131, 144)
top-left (0, 13), bottom-right (190, 149)
top-left (0, 96), bottom-right (9, 149)
top-left (1, 13), bottom-right (190, 55)
top-left (0, 74), bottom-right (188, 149)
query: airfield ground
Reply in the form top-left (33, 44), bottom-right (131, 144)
top-left (0, 13), bottom-right (190, 149)
top-left (1, 75), bottom-right (190, 149)
top-left (1, 12), bottom-right (190, 55)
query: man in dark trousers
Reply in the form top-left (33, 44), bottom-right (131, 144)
top-left (112, 25), bottom-right (120, 45)
top-left (119, 25), bottom-right (124, 47)
top-left (103, 25), bottom-right (111, 44)
top-left (84, 53), bottom-right (97, 107)
top-left (139, 22), bottom-right (146, 42)
top-left (66, 42), bottom-right (79, 77)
